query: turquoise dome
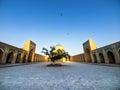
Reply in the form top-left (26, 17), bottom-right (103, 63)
top-left (56, 44), bottom-right (62, 46)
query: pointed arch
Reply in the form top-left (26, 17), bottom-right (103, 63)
top-left (23, 54), bottom-right (27, 63)
top-left (107, 51), bottom-right (116, 64)
top-left (99, 53), bottom-right (105, 63)
top-left (16, 53), bottom-right (21, 63)
top-left (6, 52), bottom-right (14, 64)
top-left (85, 48), bottom-right (91, 62)
top-left (28, 49), bottom-right (34, 62)
top-left (119, 49), bottom-right (120, 58)
top-left (93, 54), bottom-right (97, 63)
top-left (0, 49), bottom-right (4, 63)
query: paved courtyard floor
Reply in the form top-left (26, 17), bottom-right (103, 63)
top-left (0, 62), bottom-right (120, 90)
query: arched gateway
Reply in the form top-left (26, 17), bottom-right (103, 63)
top-left (28, 49), bottom-right (34, 62)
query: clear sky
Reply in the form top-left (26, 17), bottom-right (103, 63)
top-left (0, 0), bottom-right (120, 55)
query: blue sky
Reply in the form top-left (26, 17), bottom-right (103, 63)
top-left (0, 0), bottom-right (120, 55)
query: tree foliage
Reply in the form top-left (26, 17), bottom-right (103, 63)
top-left (42, 46), bottom-right (70, 63)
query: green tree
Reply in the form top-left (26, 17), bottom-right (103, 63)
top-left (42, 46), bottom-right (70, 63)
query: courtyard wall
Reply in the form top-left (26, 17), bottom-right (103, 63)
top-left (0, 41), bottom-right (45, 64)
top-left (72, 40), bottom-right (120, 64)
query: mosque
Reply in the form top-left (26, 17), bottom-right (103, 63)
top-left (0, 39), bottom-right (120, 64)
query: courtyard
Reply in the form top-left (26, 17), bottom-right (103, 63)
top-left (0, 62), bottom-right (120, 90)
